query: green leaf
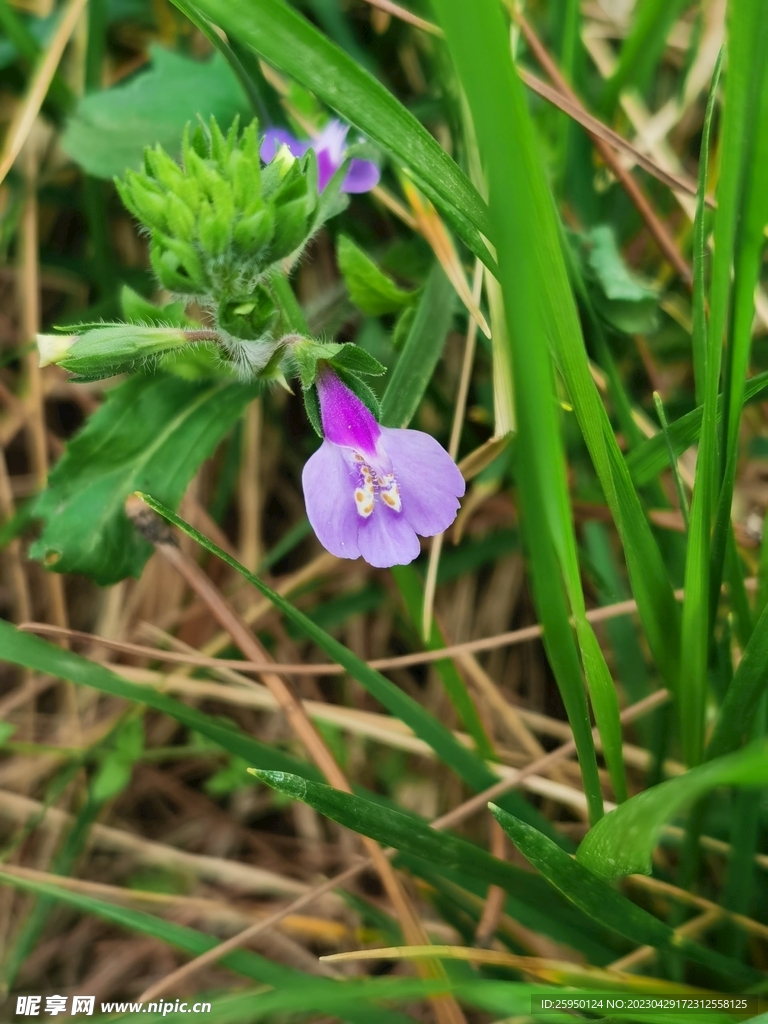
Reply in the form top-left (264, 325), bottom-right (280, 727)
top-left (62, 46), bottom-right (250, 179)
top-left (250, 769), bottom-right (546, 892)
top-left (185, 0), bottom-right (495, 268)
top-left (708, 9), bottom-right (768, 644)
top-left (337, 235), bottom-right (417, 316)
top-left (139, 495), bottom-right (569, 843)
top-left (582, 226), bottom-right (660, 335)
top-left (328, 343), bottom-right (387, 378)
top-left (491, 805), bottom-right (762, 987)
top-left (30, 374), bottom-right (259, 584)
top-left (576, 743), bottom-right (768, 879)
top-left (379, 263), bottom-right (455, 429)
top-left (292, 338), bottom-right (385, 390)
top-left (0, 619), bottom-right (321, 781)
top-left (90, 718), bottom-right (145, 804)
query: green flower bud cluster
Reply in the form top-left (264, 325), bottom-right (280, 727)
top-left (115, 117), bottom-right (319, 347)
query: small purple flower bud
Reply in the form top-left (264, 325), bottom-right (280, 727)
top-left (261, 120), bottom-right (380, 194)
top-left (302, 369), bottom-right (465, 568)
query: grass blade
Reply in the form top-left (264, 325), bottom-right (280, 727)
top-left (679, 1), bottom-right (768, 765)
top-left (379, 264), bottom-right (455, 429)
top-left (706, 602), bottom-right (768, 759)
top-left (0, 871), bottom-right (418, 1024)
top-left (576, 742), bottom-right (768, 879)
top-left (138, 494), bottom-right (566, 841)
top-left (432, 0), bottom-right (632, 816)
top-left (0, 619), bottom-right (322, 779)
top-left (491, 806), bottom-right (762, 988)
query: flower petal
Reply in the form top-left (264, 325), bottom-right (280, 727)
top-left (313, 120), bottom-right (348, 165)
top-left (342, 159), bottom-right (380, 194)
top-left (358, 507), bottom-right (420, 568)
top-left (316, 149), bottom-right (337, 193)
top-left (260, 128), bottom-right (308, 163)
top-left (302, 441), bottom-right (360, 560)
top-left (379, 427), bottom-right (465, 537)
top-left (316, 369), bottom-right (380, 458)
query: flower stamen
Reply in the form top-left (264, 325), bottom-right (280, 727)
top-left (353, 458), bottom-right (399, 518)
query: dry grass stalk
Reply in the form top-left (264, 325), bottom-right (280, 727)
top-left (125, 499), bottom-right (467, 1023)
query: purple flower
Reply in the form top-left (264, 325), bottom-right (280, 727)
top-left (302, 369), bottom-right (465, 568)
top-left (260, 120), bottom-right (380, 194)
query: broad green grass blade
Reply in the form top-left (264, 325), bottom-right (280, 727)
top-left (183, 0), bottom-right (494, 267)
top-left (139, 495), bottom-right (566, 841)
top-left (491, 806), bottom-right (762, 988)
top-left (433, 0), bottom-right (632, 816)
top-left (0, 872), bottom-right (415, 1024)
top-left (679, 1), bottom-right (768, 765)
top-left (706, 602), bottom-right (768, 758)
top-left (0, 620), bottom-right (321, 780)
top-left (379, 264), bottom-right (455, 429)
top-left (249, 768), bottom-right (556, 893)
top-left (438, 1), bottom-right (683, 712)
top-left (250, 770), bottom-right (758, 987)
top-left (391, 564), bottom-right (495, 759)
top-left (407, 857), bottom-right (618, 964)
top-left (709, 12), bottom-right (768, 622)
top-left (576, 742), bottom-right (768, 879)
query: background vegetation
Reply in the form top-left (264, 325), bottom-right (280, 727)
top-left (0, 0), bottom-right (767, 1020)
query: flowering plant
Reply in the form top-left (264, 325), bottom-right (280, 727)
top-left (37, 114), bottom-right (462, 568)
top-left (302, 368), bottom-right (464, 567)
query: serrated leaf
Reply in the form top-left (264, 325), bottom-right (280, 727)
top-left (338, 235), bottom-right (417, 316)
top-left (62, 46), bottom-right (250, 179)
top-left (328, 343), bottom-right (386, 377)
top-left (30, 374), bottom-right (259, 584)
top-left (576, 743), bottom-right (768, 880)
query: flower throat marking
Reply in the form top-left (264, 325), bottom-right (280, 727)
top-left (352, 453), bottom-right (401, 518)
